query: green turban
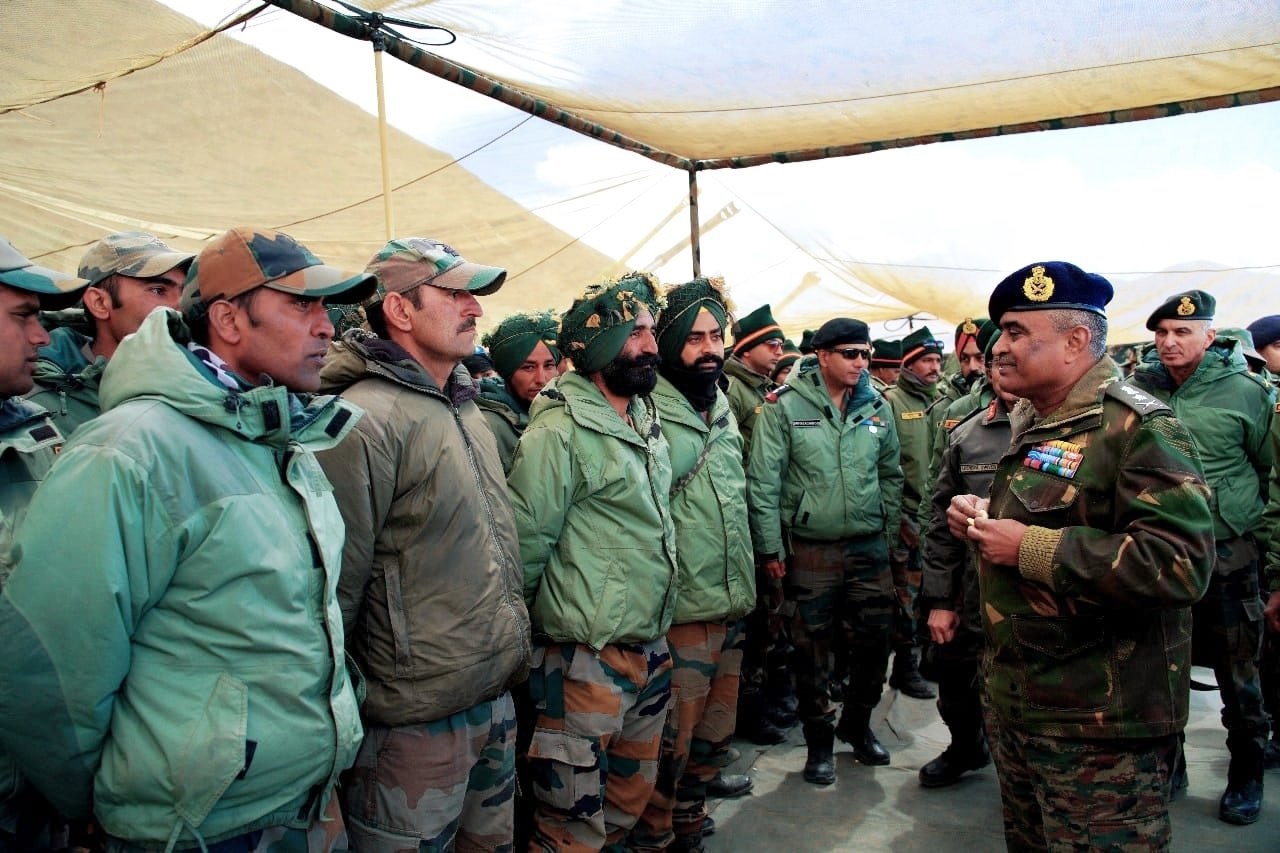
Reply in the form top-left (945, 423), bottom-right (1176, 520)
top-left (655, 276), bottom-right (731, 366)
top-left (560, 271), bottom-right (664, 373)
top-left (482, 310), bottom-right (560, 379)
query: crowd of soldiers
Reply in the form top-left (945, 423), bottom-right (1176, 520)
top-left (0, 228), bottom-right (1278, 853)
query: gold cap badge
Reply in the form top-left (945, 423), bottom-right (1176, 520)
top-left (1176, 296), bottom-right (1195, 317)
top-left (1023, 265), bottom-right (1054, 302)
top-left (961, 318), bottom-right (978, 334)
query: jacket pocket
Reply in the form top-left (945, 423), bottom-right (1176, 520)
top-left (1011, 615), bottom-right (1112, 713)
top-left (173, 672), bottom-right (249, 827)
top-left (1008, 468), bottom-right (1079, 514)
top-left (527, 729), bottom-right (602, 816)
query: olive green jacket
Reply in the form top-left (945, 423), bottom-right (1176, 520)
top-left (508, 371), bottom-right (679, 649)
top-left (883, 370), bottom-right (942, 535)
top-left (983, 356), bottom-right (1214, 738)
top-left (724, 355), bottom-right (772, 458)
top-left (476, 377), bottom-right (528, 474)
top-left (27, 326), bottom-right (106, 439)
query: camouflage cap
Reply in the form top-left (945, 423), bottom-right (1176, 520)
top-left (78, 231), bottom-right (194, 287)
top-left (365, 238), bottom-right (506, 300)
top-left (560, 271), bottom-right (663, 373)
top-left (181, 227), bottom-right (377, 317)
top-left (0, 236), bottom-right (88, 310)
top-left (1145, 289), bottom-right (1215, 330)
top-left (482, 310), bottom-right (561, 379)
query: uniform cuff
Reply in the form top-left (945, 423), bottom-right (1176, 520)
top-left (1018, 525), bottom-right (1062, 587)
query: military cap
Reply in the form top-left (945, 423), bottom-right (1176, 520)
top-left (731, 303), bottom-right (785, 354)
top-left (560, 271), bottom-right (663, 373)
top-left (0, 236), bottom-right (88, 310)
top-left (976, 318), bottom-right (1000, 355)
top-left (810, 317), bottom-right (870, 349)
top-left (799, 329), bottom-right (817, 354)
top-left (988, 261), bottom-right (1113, 325)
top-left (366, 237), bottom-right (505, 301)
top-left (482, 310), bottom-right (561, 379)
top-left (870, 338), bottom-right (903, 368)
top-left (954, 317), bottom-right (991, 354)
top-left (656, 276), bottom-right (731, 366)
top-left (1145, 289), bottom-right (1215, 330)
top-left (181, 227), bottom-right (376, 317)
top-left (1247, 315), bottom-right (1280, 351)
top-left (78, 231), bottom-right (194, 288)
top-left (900, 326), bottom-right (945, 365)
top-left (771, 339), bottom-right (802, 382)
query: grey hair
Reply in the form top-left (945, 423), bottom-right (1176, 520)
top-left (1050, 309), bottom-right (1108, 358)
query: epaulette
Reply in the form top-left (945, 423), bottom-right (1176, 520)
top-left (1104, 378), bottom-right (1171, 417)
top-left (764, 384), bottom-right (793, 404)
top-left (539, 387), bottom-right (565, 401)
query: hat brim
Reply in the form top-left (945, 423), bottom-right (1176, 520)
top-left (104, 250), bottom-right (196, 284)
top-left (428, 262), bottom-right (507, 296)
top-left (263, 265), bottom-right (379, 304)
top-left (0, 265), bottom-right (89, 310)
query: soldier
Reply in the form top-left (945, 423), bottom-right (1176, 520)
top-left (882, 326), bottom-right (946, 700)
top-left (771, 339), bottom-right (802, 386)
top-left (935, 317), bottom-right (988, 410)
top-left (799, 328), bottom-right (817, 355)
top-left (724, 302), bottom-right (784, 453)
top-left (1248, 315), bottom-right (1280, 375)
top-left (27, 232), bottom-right (193, 436)
top-left (1248, 315), bottom-right (1280, 772)
top-left (506, 272), bottom-right (678, 852)
top-left (1131, 290), bottom-right (1274, 824)
top-left (747, 317), bottom-right (903, 785)
top-left (629, 277), bottom-right (756, 853)
top-left (0, 227), bottom-right (376, 851)
top-left (314, 238), bottom-right (532, 851)
top-left (475, 310), bottom-right (561, 472)
top-left (0, 238), bottom-right (86, 852)
top-left (948, 261), bottom-right (1214, 850)
top-left (869, 338), bottom-right (903, 393)
top-left (918, 329), bottom-right (1013, 788)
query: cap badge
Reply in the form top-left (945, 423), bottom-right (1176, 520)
top-left (962, 318), bottom-right (978, 334)
top-left (1023, 266), bottom-right (1054, 302)
top-left (1176, 296), bottom-right (1195, 317)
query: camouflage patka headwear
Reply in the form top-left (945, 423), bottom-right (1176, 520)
top-left (78, 231), bottom-right (194, 288)
top-left (559, 271), bottom-right (663, 373)
top-left (0, 237), bottom-right (88, 309)
top-left (655, 276), bottom-right (732, 366)
top-left (482, 310), bottom-right (561, 379)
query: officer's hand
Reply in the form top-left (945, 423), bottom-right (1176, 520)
top-left (927, 608), bottom-right (959, 645)
top-left (967, 516), bottom-right (1027, 567)
top-left (1265, 590), bottom-right (1280, 634)
top-left (947, 494), bottom-right (988, 540)
top-left (764, 557), bottom-right (786, 580)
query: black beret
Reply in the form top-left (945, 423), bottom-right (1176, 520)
top-left (1247, 315), bottom-right (1280, 350)
top-left (811, 317), bottom-right (870, 349)
top-left (1145, 289), bottom-right (1215, 330)
top-left (988, 262), bottom-right (1113, 325)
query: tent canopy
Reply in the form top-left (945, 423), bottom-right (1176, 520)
top-left (3, 0), bottom-right (1279, 343)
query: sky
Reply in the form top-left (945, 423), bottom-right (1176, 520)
top-left (156, 0), bottom-right (1280, 336)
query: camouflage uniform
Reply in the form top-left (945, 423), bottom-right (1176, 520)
top-left (982, 357), bottom-right (1214, 848)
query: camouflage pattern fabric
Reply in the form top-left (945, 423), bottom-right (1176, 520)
top-left (341, 694), bottom-right (517, 853)
top-left (105, 793), bottom-right (348, 852)
top-left (888, 545), bottom-right (923, 654)
top-left (526, 640), bottom-right (672, 853)
top-left (789, 536), bottom-right (895, 725)
top-left (983, 702), bottom-right (1178, 852)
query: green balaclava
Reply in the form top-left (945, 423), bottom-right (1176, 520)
top-left (654, 276), bottom-right (731, 366)
top-left (483, 310), bottom-right (561, 379)
top-left (559, 271), bottom-right (664, 372)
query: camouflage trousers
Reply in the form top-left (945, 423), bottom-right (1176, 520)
top-left (983, 704), bottom-right (1177, 852)
top-left (628, 621), bottom-right (743, 852)
top-left (889, 543), bottom-right (923, 653)
top-left (342, 693), bottom-right (518, 853)
top-left (789, 535), bottom-right (895, 726)
top-left (106, 789), bottom-right (349, 852)
top-left (1191, 537), bottom-right (1270, 765)
top-left (526, 640), bottom-right (672, 853)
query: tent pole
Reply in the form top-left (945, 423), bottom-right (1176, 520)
top-left (372, 29), bottom-right (395, 240)
top-left (688, 167), bottom-right (701, 278)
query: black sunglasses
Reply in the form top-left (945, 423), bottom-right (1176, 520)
top-left (830, 347), bottom-right (871, 361)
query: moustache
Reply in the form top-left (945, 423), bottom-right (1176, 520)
top-left (458, 319), bottom-right (477, 333)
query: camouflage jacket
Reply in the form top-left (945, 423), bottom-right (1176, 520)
top-left (920, 397), bottom-right (1011, 643)
top-left (724, 355), bottom-right (772, 458)
top-left (983, 356), bottom-right (1213, 739)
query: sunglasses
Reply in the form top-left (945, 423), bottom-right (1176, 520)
top-left (831, 347), bottom-right (871, 361)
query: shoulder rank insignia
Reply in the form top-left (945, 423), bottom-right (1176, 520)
top-left (943, 418), bottom-right (961, 430)
top-left (1024, 440), bottom-right (1082, 479)
top-left (1176, 296), bottom-right (1195, 316)
top-left (1105, 380), bottom-right (1171, 415)
top-left (764, 384), bottom-right (793, 404)
top-left (1023, 265), bottom-right (1054, 302)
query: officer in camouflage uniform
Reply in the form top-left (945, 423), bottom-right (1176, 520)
top-left (869, 338), bottom-right (902, 393)
top-left (1131, 291), bottom-right (1274, 824)
top-left (882, 326), bottom-right (946, 700)
top-left (507, 273), bottom-right (678, 852)
top-left (0, 238), bottom-right (85, 852)
top-left (917, 329), bottom-right (1013, 789)
top-left (748, 317), bottom-right (903, 785)
top-left (27, 232), bottom-right (193, 437)
top-left (949, 261), bottom-right (1214, 851)
top-left (475, 310), bottom-right (562, 472)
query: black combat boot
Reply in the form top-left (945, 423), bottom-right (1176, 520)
top-left (888, 647), bottom-right (937, 700)
top-left (735, 686), bottom-right (787, 745)
top-left (919, 736), bottom-right (990, 788)
top-left (835, 706), bottom-right (890, 766)
top-left (1219, 750), bottom-right (1264, 825)
top-left (803, 723), bottom-right (836, 785)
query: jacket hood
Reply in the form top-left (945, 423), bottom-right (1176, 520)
top-left (319, 330), bottom-right (478, 407)
top-left (476, 375), bottom-right (526, 427)
top-left (99, 309), bottom-right (359, 450)
top-left (0, 397), bottom-right (56, 439)
top-left (529, 370), bottom-right (658, 446)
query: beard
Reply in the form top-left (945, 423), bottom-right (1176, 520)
top-left (660, 354), bottom-right (724, 412)
top-left (601, 352), bottom-right (660, 397)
